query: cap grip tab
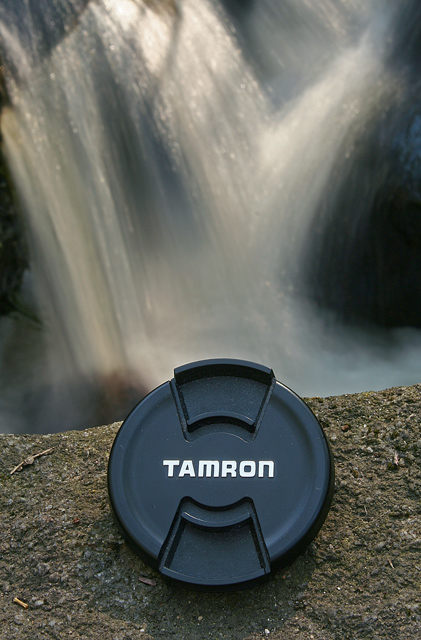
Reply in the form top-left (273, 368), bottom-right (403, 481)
top-left (159, 499), bottom-right (270, 589)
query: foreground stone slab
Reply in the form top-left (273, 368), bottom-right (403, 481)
top-left (1, 385), bottom-right (420, 640)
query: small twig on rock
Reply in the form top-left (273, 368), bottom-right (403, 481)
top-left (10, 448), bottom-right (54, 475)
top-left (13, 597), bottom-right (28, 609)
top-left (139, 576), bottom-right (157, 586)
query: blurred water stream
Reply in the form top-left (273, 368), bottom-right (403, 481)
top-left (1, 0), bottom-right (420, 433)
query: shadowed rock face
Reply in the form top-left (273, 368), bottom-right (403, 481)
top-left (386, 0), bottom-right (421, 81)
top-left (301, 0), bottom-right (421, 329)
top-left (9, 370), bottom-right (150, 435)
top-left (0, 146), bottom-right (28, 315)
top-left (302, 90), bottom-right (421, 329)
top-left (0, 0), bottom-right (90, 75)
top-left (1, 63), bottom-right (27, 315)
top-left (0, 384), bottom-right (420, 639)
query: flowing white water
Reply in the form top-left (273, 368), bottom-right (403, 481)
top-left (1, 0), bottom-right (420, 433)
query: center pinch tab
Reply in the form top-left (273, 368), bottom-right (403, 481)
top-left (158, 498), bottom-right (271, 589)
top-left (171, 359), bottom-right (276, 443)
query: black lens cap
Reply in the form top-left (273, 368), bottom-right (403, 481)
top-left (107, 359), bottom-right (334, 591)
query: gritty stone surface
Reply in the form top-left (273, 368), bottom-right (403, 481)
top-left (0, 385), bottom-right (420, 639)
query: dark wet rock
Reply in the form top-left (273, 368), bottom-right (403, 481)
top-left (1, 65), bottom-right (28, 310)
top-left (0, 149), bottom-right (28, 316)
top-left (0, 0), bottom-right (178, 83)
top-left (0, 0), bottom-right (90, 80)
top-left (1, 384), bottom-right (420, 639)
top-left (303, 84), bottom-right (421, 330)
top-left (302, 2), bottom-right (421, 330)
top-left (10, 369), bottom-right (151, 435)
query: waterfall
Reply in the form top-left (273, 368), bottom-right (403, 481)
top-left (1, 0), bottom-right (420, 433)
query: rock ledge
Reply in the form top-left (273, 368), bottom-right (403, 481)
top-left (1, 385), bottom-right (420, 639)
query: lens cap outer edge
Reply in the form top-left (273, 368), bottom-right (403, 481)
top-left (107, 358), bottom-right (335, 591)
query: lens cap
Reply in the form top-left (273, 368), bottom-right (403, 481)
top-left (107, 359), bottom-right (334, 591)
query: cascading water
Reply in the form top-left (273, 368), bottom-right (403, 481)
top-left (1, 0), bottom-right (421, 433)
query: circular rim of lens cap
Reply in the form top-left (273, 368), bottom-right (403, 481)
top-left (107, 358), bottom-right (334, 591)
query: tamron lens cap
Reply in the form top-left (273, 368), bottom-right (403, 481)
top-left (107, 359), bottom-right (334, 590)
